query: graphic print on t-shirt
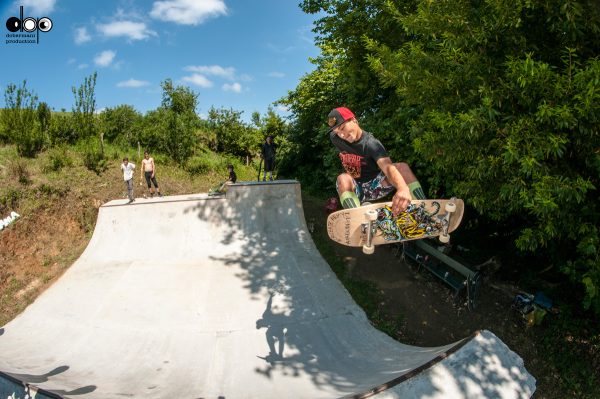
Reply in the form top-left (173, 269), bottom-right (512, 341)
top-left (339, 152), bottom-right (362, 178)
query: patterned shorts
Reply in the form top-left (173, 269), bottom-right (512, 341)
top-left (337, 171), bottom-right (396, 202)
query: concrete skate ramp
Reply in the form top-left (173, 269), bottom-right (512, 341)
top-left (0, 181), bottom-right (535, 398)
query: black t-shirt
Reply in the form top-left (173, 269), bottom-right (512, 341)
top-left (229, 170), bottom-right (237, 183)
top-left (330, 130), bottom-right (388, 182)
top-left (261, 142), bottom-right (276, 160)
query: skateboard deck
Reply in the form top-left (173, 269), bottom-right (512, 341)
top-left (326, 199), bottom-right (464, 253)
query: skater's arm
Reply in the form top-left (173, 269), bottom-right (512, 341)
top-left (377, 157), bottom-right (410, 215)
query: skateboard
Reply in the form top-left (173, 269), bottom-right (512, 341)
top-left (326, 198), bottom-right (464, 254)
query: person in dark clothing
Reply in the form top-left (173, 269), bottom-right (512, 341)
top-left (227, 164), bottom-right (237, 184)
top-left (261, 135), bottom-right (276, 181)
top-left (210, 164), bottom-right (237, 195)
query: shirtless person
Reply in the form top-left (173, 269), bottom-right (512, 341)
top-left (140, 151), bottom-right (163, 198)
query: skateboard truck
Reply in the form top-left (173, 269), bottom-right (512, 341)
top-left (439, 199), bottom-right (457, 243)
top-left (361, 209), bottom-right (378, 254)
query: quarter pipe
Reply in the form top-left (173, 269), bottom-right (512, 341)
top-left (0, 181), bottom-right (535, 398)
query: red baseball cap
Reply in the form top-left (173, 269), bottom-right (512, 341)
top-left (327, 107), bottom-right (355, 131)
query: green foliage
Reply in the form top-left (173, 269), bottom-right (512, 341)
top-left (71, 72), bottom-right (98, 139)
top-left (207, 107), bottom-right (261, 158)
top-left (43, 146), bottom-right (73, 173)
top-left (277, 44), bottom-right (342, 189)
top-left (289, 0), bottom-right (600, 315)
top-left (161, 79), bottom-right (198, 115)
top-left (138, 107), bottom-right (170, 154)
top-left (369, 0), bottom-right (600, 312)
top-left (48, 112), bottom-right (78, 145)
top-left (81, 138), bottom-right (107, 175)
top-left (135, 79), bottom-right (202, 164)
top-left (185, 151), bottom-right (230, 175)
top-left (1, 81), bottom-right (45, 157)
top-left (98, 105), bottom-right (142, 146)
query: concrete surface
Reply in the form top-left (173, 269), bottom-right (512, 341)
top-left (0, 181), bottom-right (536, 398)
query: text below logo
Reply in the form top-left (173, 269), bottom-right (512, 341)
top-left (5, 6), bottom-right (53, 45)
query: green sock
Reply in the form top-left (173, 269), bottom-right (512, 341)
top-left (408, 181), bottom-right (426, 200)
top-left (340, 191), bottom-right (360, 208)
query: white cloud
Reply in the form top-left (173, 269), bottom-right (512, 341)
top-left (222, 82), bottom-right (242, 93)
top-left (97, 21), bottom-right (156, 41)
top-left (19, 0), bottom-right (55, 15)
top-left (94, 50), bottom-right (116, 67)
top-left (150, 0), bottom-right (227, 25)
top-left (268, 72), bottom-right (285, 78)
top-left (117, 79), bottom-right (151, 88)
top-left (184, 65), bottom-right (235, 80)
top-left (78, 63), bottom-right (89, 69)
top-left (182, 74), bottom-right (213, 88)
top-left (74, 27), bottom-right (91, 45)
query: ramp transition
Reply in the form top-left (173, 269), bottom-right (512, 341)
top-left (0, 181), bottom-right (535, 398)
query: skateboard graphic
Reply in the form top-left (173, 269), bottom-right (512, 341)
top-left (326, 199), bottom-right (464, 254)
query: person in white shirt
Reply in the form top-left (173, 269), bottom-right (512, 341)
top-left (120, 157), bottom-right (136, 204)
top-left (140, 151), bottom-right (163, 198)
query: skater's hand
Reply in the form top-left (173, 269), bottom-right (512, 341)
top-left (391, 188), bottom-right (411, 216)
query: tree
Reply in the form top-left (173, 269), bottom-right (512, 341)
top-left (207, 107), bottom-right (260, 161)
top-left (72, 72), bottom-right (98, 139)
top-left (281, 0), bottom-right (413, 189)
top-left (365, 0), bottom-right (600, 313)
top-left (48, 111), bottom-right (77, 145)
top-left (1, 80), bottom-right (44, 156)
top-left (152, 79), bottom-right (199, 163)
top-left (99, 105), bottom-right (142, 146)
top-left (37, 102), bottom-right (51, 138)
top-left (72, 72), bottom-right (106, 173)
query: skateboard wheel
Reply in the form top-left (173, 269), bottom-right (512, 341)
top-left (365, 209), bottom-right (378, 221)
top-left (439, 234), bottom-right (450, 243)
top-left (362, 244), bottom-right (375, 255)
top-left (445, 202), bottom-right (456, 213)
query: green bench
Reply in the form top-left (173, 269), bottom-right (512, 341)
top-left (401, 239), bottom-right (482, 310)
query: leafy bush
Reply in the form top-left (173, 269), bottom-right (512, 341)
top-left (185, 153), bottom-right (229, 176)
top-left (43, 147), bottom-right (73, 173)
top-left (14, 124), bottom-right (45, 158)
top-left (48, 113), bottom-right (78, 145)
top-left (81, 139), bottom-right (107, 175)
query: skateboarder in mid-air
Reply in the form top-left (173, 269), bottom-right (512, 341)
top-left (327, 107), bottom-right (426, 216)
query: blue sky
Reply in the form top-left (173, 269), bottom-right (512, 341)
top-left (0, 0), bottom-right (320, 122)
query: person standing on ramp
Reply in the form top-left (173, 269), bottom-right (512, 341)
top-left (121, 157), bottom-right (136, 204)
top-left (261, 135), bottom-right (277, 181)
top-left (140, 151), bottom-right (163, 198)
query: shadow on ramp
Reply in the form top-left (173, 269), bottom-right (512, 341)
top-left (0, 181), bottom-right (535, 398)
